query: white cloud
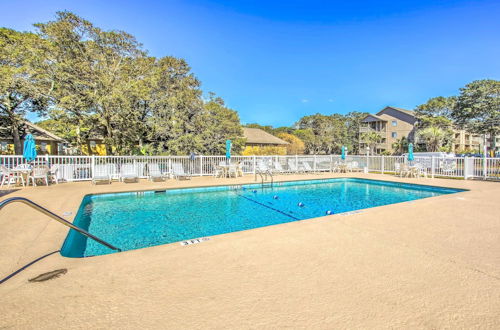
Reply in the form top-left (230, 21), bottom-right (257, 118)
top-left (328, 99), bottom-right (334, 102)
top-left (301, 99), bottom-right (309, 103)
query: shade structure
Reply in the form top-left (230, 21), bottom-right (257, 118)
top-left (225, 140), bottom-right (231, 161)
top-left (23, 134), bottom-right (37, 161)
top-left (341, 146), bottom-right (346, 160)
top-left (408, 143), bottom-right (414, 161)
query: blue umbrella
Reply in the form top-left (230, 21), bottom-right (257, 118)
top-left (225, 140), bottom-right (231, 164)
top-left (341, 146), bottom-right (346, 160)
top-left (23, 134), bottom-right (37, 162)
top-left (407, 143), bottom-right (414, 162)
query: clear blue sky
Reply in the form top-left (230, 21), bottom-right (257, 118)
top-left (2, 0), bottom-right (499, 126)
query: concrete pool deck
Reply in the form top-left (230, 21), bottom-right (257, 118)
top-left (0, 173), bottom-right (499, 329)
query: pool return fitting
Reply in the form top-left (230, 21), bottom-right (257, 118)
top-left (0, 197), bottom-right (121, 252)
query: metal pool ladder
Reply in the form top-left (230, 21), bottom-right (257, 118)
top-left (256, 170), bottom-right (274, 188)
top-left (0, 197), bottom-right (121, 252)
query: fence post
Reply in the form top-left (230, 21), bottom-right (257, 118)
top-left (366, 150), bottom-right (370, 173)
top-left (253, 155), bottom-right (256, 175)
top-left (200, 155), bottom-right (204, 176)
top-left (381, 155), bottom-right (385, 174)
top-left (483, 156), bottom-right (487, 178)
top-left (91, 155), bottom-right (95, 179)
top-left (168, 157), bottom-right (172, 179)
top-left (296, 154), bottom-right (299, 173)
top-left (313, 154), bottom-right (317, 172)
top-left (464, 156), bottom-right (470, 180)
top-left (431, 156), bottom-right (435, 179)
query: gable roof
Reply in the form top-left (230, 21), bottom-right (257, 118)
top-left (243, 128), bottom-right (288, 145)
top-left (376, 106), bottom-right (415, 117)
top-left (26, 122), bottom-right (66, 142)
top-left (0, 118), bottom-right (66, 142)
top-left (361, 114), bottom-right (387, 122)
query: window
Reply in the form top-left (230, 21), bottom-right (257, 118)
top-left (90, 141), bottom-right (97, 148)
top-left (40, 142), bottom-right (47, 152)
top-left (0, 141), bottom-right (7, 151)
top-left (391, 132), bottom-right (397, 138)
top-left (392, 120), bottom-right (397, 126)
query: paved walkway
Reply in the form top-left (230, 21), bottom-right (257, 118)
top-left (1, 173), bottom-right (499, 329)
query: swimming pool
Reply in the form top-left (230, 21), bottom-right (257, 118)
top-left (61, 178), bottom-right (464, 257)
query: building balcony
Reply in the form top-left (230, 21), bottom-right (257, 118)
top-left (359, 126), bottom-right (386, 134)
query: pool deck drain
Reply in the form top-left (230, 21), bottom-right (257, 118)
top-left (180, 237), bottom-right (210, 246)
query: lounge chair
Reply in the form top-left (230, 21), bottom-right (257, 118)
top-left (92, 164), bottom-right (112, 184)
top-left (287, 159), bottom-right (304, 173)
top-left (172, 162), bottom-right (191, 180)
top-left (256, 160), bottom-right (269, 172)
top-left (302, 161), bottom-right (315, 173)
top-left (273, 162), bottom-right (288, 174)
top-left (120, 164), bottom-right (139, 183)
top-left (147, 163), bottom-right (167, 182)
top-left (28, 165), bottom-right (49, 186)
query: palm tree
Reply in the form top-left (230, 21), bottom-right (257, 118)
top-left (391, 137), bottom-right (408, 155)
top-left (361, 131), bottom-right (382, 154)
top-left (417, 126), bottom-right (446, 152)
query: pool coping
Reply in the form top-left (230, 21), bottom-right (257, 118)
top-left (61, 176), bottom-right (470, 259)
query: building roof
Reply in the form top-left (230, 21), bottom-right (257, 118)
top-left (376, 106), bottom-right (415, 117)
top-left (0, 118), bottom-right (66, 142)
top-left (362, 114), bottom-right (387, 122)
top-left (25, 122), bottom-right (66, 142)
top-left (243, 128), bottom-right (288, 145)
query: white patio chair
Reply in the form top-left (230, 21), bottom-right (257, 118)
top-left (49, 164), bottom-right (60, 184)
top-left (213, 165), bottom-right (224, 178)
top-left (172, 162), bottom-right (191, 180)
top-left (120, 164), bottom-right (138, 183)
top-left (28, 166), bottom-right (49, 186)
top-left (148, 163), bottom-right (167, 182)
top-left (227, 164), bottom-right (238, 178)
top-left (92, 164), bottom-right (112, 184)
top-left (349, 161), bottom-right (362, 172)
top-left (236, 162), bottom-right (244, 177)
top-left (1, 165), bottom-right (25, 188)
top-left (330, 161), bottom-right (340, 173)
top-left (414, 163), bottom-right (428, 178)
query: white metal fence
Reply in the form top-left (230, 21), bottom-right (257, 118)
top-left (1, 154), bottom-right (499, 182)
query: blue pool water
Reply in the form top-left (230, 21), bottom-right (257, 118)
top-left (61, 178), bottom-right (464, 257)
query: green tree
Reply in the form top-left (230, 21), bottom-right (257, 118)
top-left (360, 131), bottom-right (382, 154)
top-left (196, 94), bottom-right (244, 155)
top-left (0, 28), bottom-right (53, 153)
top-left (36, 11), bottom-right (145, 154)
top-left (452, 79), bottom-right (500, 151)
top-left (417, 126), bottom-right (447, 152)
top-left (391, 136), bottom-right (408, 155)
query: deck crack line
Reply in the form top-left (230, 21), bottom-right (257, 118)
top-left (236, 193), bottom-right (301, 221)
